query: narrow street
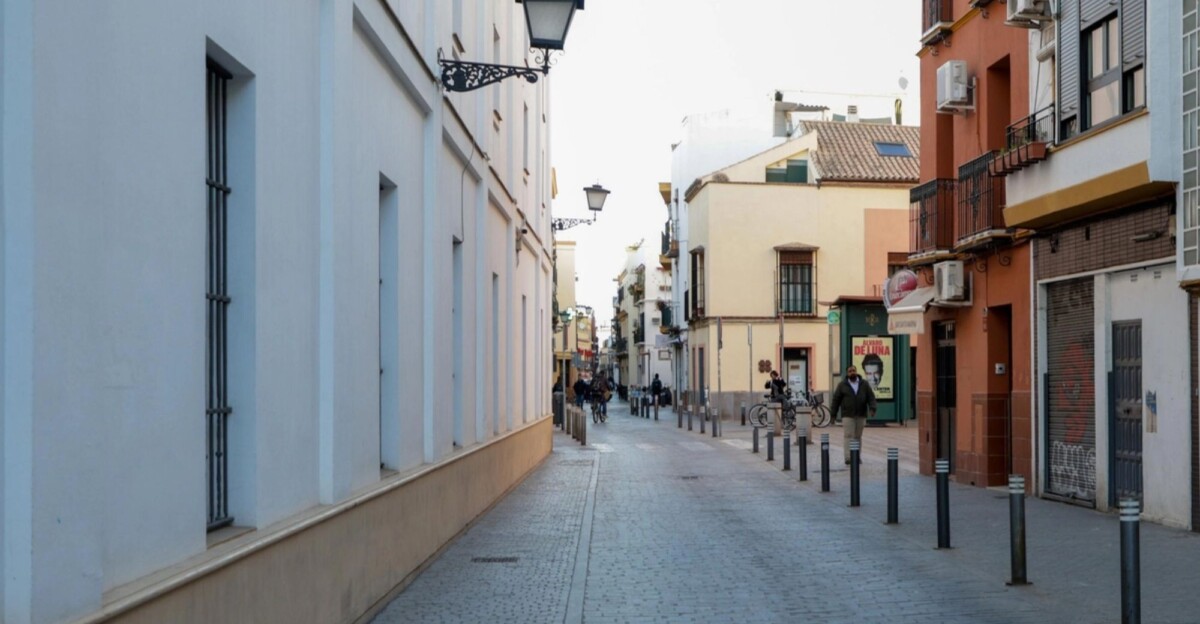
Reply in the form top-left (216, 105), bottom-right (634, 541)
top-left (374, 399), bottom-right (1200, 623)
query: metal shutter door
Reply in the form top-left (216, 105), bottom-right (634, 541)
top-left (1045, 278), bottom-right (1096, 503)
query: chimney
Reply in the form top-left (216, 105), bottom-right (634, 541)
top-left (847, 105), bottom-right (859, 123)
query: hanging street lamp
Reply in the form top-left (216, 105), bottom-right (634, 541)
top-left (553, 183), bottom-right (609, 231)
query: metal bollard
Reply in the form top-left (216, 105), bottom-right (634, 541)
top-left (1008, 475), bottom-right (1029, 586)
top-left (700, 409), bottom-right (706, 433)
top-left (798, 433), bottom-right (808, 481)
top-left (783, 435), bottom-right (791, 471)
top-left (711, 409), bottom-right (719, 437)
top-left (631, 396), bottom-right (637, 415)
top-left (849, 439), bottom-right (861, 507)
top-left (936, 459), bottom-right (951, 549)
top-left (886, 448), bottom-right (899, 524)
top-left (820, 434), bottom-right (830, 492)
top-left (644, 400), bottom-right (650, 418)
top-left (741, 402), bottom-right (747, 426)
top-left (678, 404), bottom-right (683, 429)
top-left (654, 399), bottom-right (659, 421)
top-left (565, 407), bottom-right (572, 437)
top-left (580, 410), bottom-right (587, 446)
top-left (1120, 498), bottom-right (1141, 624)
top-left (688, 408), bottom-right (693, 431)
top-left (766, 431), bottom-right (775, 461)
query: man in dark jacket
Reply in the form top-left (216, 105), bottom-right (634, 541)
top-left (572, 377), bottom-right (588, 408)
top-left (650, 374), bottom-right (663, 405)
top-left (830, 365), bottom-right (877, 464)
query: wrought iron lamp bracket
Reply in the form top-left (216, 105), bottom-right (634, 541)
top-left (439, 48), bottom-right (554, 93)
top-left (552, 216), bottom-right (595, 231)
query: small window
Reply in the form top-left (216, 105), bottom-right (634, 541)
top-left (785, 159), bottom-right (808, 183)
top-left (766, 167), bottom-right (787, 183)
top-left (874, 142), bottom-right (912, 157)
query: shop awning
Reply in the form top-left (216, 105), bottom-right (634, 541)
top-left (886, 286), bottom-right (935, 335)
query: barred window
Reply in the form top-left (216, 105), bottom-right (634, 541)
top-left (779, 251), bottom-right (815, 315)
top-left (206, 58), bottom-right (233, 531)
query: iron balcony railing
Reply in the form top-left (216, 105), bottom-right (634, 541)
top-left (923, 0), bottom-right (952, 35)
top-left (634, 327), bottom-right (645, 344)
top-left (661, 307), bottom-right (673, 330)
top-left (1006, 104), bottom-right (1055, 151)
top-left (957, 151), bottom-right (1006, 241)
top-left (661, 221), bottom-right (671, 256)
top-left (910, 179), bottom-right (956, 254)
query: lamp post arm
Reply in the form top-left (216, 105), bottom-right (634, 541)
top-left (552, 217), bottom-right (595, 231)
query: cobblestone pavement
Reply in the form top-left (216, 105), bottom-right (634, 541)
top-left (373, 400), bottom-right (1200, 623)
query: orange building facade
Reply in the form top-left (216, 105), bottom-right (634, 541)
top-left (899, 0), bottom-right (1034, 486)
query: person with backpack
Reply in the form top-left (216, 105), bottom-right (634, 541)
top-left (572, 376), bottom-right (588, 408)
top-left (650, 374), bottom-right (663, 406)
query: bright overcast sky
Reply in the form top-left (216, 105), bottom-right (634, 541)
top-left (550, 0), bottom-right (923, 330)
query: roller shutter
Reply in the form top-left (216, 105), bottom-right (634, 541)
top-left (1058, 0), bottom-right (1082, 129)
top-left (1122, 0), bottom-right (1145, 69)
top-left (1045, 278), bottom-right (1096, 504)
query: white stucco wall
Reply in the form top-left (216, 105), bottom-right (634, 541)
top-left (1102, 263), bottom-right (1190, 527)
top-left (0, 0), bottom-right (555, 621)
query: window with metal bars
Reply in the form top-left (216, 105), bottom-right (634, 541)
top-left (206, 59), bottom-right (233, 531)
top-left (779, 251), bottom-right (815, 315)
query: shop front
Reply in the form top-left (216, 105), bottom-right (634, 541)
top-left (832, 296), bottom-right (914, 425)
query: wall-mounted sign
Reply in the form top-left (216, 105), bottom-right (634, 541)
top-left (851, 336), bottom-right (894, 400)
top-left (883, 269), bottom-right (919, 309)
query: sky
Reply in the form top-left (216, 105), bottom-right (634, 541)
top-left (549, 0), bottom-right (923, 333)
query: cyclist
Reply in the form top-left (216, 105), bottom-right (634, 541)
top-left (590, 372), bottom-right (613, 422)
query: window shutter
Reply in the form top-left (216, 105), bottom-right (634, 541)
top-left (786, 160), bottom-right (808, 184)
top-left (888, 252), bottom-right (909, 265)
top-left (1058, 0), bottom-right (1081, 124)
top-left (780, 250), bottom-right (813, 265)
top-left (1122, 0), bottom-right (1145, 68)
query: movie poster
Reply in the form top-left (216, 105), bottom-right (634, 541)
top-left (851, 336), bottom-right (894, 400)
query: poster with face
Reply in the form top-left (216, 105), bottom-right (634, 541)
top-left (852, 336), bottom-right (894, 400)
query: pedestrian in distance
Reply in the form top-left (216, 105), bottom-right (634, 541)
top-left (829, 364), bottom-right (877, 465)
top-left (650, 374), bottom-right (663, 405)
top-left (572, 376), bottom-right (588, 408)
top-left (764, 370), bottom-right (788, 401)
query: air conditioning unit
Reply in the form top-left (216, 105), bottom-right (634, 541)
top-left (936, 61), bottom-right (972, 113)
top-left (1007, 0), bottom-right (1050, 25)
top-left (934, 261), bottom-right (966, 302)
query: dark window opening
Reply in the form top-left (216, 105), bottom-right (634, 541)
top-left (779, 251), bottom-right (815, 315)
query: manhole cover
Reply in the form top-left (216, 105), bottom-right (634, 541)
top-left (680, 476), bottom-right (700, 481)
top-left (472, 557), bottom-right (519, 563)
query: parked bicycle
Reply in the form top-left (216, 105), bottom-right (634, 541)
top-left (748, 389), bottom-right (831, 431)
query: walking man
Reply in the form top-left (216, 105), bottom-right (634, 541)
top-left (650, 374), bottom-right (663, 406)
top-left (830, 365), bottom-right (876, 465)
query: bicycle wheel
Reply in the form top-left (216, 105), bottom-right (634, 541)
top-left (811, 404), bottom-right (832, 428)
top-left (600, 405), bottom-right (608, 423)
top-left (592, 403), bottom-right (599, 424)
top-left (782, 407), bottom-right (797, 432)
top-left (748, 403), bottom-right (769, 427)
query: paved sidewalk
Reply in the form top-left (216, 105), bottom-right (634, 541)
top-left (373, 399), bottom-right (1200, 623)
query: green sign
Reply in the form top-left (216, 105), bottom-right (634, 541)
top-left (827, 310), bottom-right (840, 325)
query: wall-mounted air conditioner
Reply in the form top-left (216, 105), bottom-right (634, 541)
top-left (936, 61), bottom-right (973, 113)
top-left (933, 261), bottom-right (966, 302)
top-left (1007, 0), bottom-right (1050, 27)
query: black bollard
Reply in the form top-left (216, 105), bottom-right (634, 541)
top-left (631, 396), bottom-right (637, 415)
top-left (1008, 475), bottom-right (1029, 586)
top-left (753, 426), bottom-right (760, 454)
top-left (741, 402), bottom-right (747, 426)
top-left (688, 407), bottom-right (693, 431)
top-left (1120, 498), bottom-right (1141, 624)
top-left (820, 433), bottom-right (830, 492)
top-left (849, 439), bottom-right (861, 507)
top-left (678, 404), bottom-right (683, 429)
top-left (712, 409), bottom-right (719, 438)
top-left (700, 409), bottom-right (706, 434)
top-left (783, 436), bottom-right (791, 471)
top-left (798, 433), bottom-right (808, 481)
top-left (886, 448), bottom-right (899, 524)
top-left (936, 459), bottom-right (951, 549)
top-left (766, 431), bottom-right (775, 461)
top-left (654, 399), bottom-right (659, 421)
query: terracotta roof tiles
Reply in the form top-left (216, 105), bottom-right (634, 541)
top-left (796, 121), bottom-right (920, 183)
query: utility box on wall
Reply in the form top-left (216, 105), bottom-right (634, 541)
top-left (832, 298), bottom-right (914, 424)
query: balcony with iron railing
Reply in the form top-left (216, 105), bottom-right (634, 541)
top-left (990, 105), bottom-right (1054, 177)
top-left (957, 151), bottom-right (1011, 248)
top-left (921, 0), bottom-right (953, 46)
top-left (633, 326), bottom-right (645, 345)
top-left (660, 306), bottom-right (673, 332)
top-left (909, 179), bottom-right (956, 260)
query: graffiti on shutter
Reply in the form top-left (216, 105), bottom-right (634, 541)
top-left (1045, 278), bottom-right (1096, 503)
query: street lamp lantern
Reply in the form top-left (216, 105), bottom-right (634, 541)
top-left (553, 183), bottom-right (611, 231)
top-left (440, 0), bottom-right (585, 92)
top-left (584, 183), bottom-right (609, 213)
top-left (521, 0), bottom-right (581, 50)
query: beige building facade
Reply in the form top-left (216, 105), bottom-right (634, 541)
top-left (684, 121), bottom-right (918, 416)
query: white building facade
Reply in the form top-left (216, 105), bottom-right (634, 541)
top-left (1, 0), bottom-right (560, 622)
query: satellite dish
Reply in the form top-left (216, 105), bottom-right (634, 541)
top-left (898, 76), bottom-right (910, 91)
